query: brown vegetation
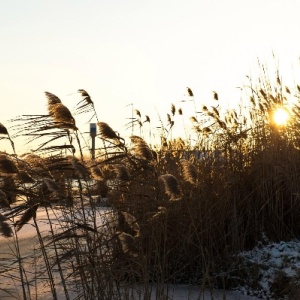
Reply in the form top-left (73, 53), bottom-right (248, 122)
top-left (1, 66), bottom-right (300, 299)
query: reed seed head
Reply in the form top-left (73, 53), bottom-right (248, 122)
top-left (121, 211), bottom-right (140, 237)
top-left (115, 165), bottom-right (130, 181)
top-left (98, 122), bottom-right (119, 140)
top-left (130, 136), bottom-right (154, 161)
top-left (15, 204), bottom-right (39, 232)
top-left (186, 87), bottom-right (194, 97)
top-left (18, 170), bottom-right (35, 183)
top-left (144, 115), bottom-right (150, 123)
top-left (190, 116), bottom-right (198, 123)
top-left (43, 178), bottom-right (60, 193)
top-left (0, 123), bottom-right (8, 135)
top-left (0, 154), bottom-right (19, 176)
top-left (117, 231), bottom-right (139, 257)
top-left (180, 159), bottom-right (198, 185)
top-left (135, 109), bottom-right (141, 118)
top-left (0, 213), bottom-right (12, 237)
top-left (91, 166), bottom-right (104, 180)
top-left (171, 104), bottom-right (176, 116)
top-left (71, 158), bottom-right (89, 178)
top-left (45, 91), bottom-right (61, 105)
top-left (78, 89), bottom-right (93, 104)
top-left (160, 174), bottom-right (181, 200)
top-left (149, 206), bottom-right (167, 221)
top-left (49, 103), bottom-right (77, 130)
top-left (0, 189), bottom-right (10, 208)
top-left (213, 91), bottom-right (219, 100)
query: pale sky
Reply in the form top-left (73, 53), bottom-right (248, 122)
top-left (1, 0), bottom-right (300, 152)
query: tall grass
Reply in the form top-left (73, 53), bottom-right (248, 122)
top-left (1, 69), bottom-right (300, 299)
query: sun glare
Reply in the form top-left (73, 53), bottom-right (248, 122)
top-left (273, 107), bottom-right (289, 126)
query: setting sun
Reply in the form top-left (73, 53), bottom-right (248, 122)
top-left (273, 107), bottom-right (289, 126)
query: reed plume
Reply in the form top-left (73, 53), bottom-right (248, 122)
top-left (0, 154), bottom-right (19, 176)
top-left (90, 166), bottom-right (104, 180)
top-left (130, 135), bottom-right (154, 161)
top-left (76, 89), bottom-right (98, 121)
top-left (115, 165), bottom-right (130, 181)
top-left (0, 213), bottom-right (12, 237)
top-left (202, 127), bottom-right (211, 135)
top-left (18, 170), bottom-right (35, 183)
top-left (98, 122), bottom-right (119, 140)
top-left (45, 91), bottom-right (62, 105)
top-left (171, 104), bottom-right (176, 116)
top-left (46, 92), bottom-right (77, 130)
top-left (135, 109), bottom-right (141, 118)
top-left (180, 159), bottom-right (198, 185)
top-left (15, 204), bottom-right (39, 232)
top-left (0, 189), bottom-right (10, 208)
top-left (120, 211), bottom-right (140, 237)
top-left (213, 91), bottom-right (219, 100)
top-left (0, 123), bottom-right (8, 135)
top-left (43, 178), bottom-right (60, 193)
top-left (211, 106), bottom-right (220, 117)
top-left (186, 87), bottom-right (194, 97)
top-left (78, 89), bottom-right (93, 103)
top-left (117, 231), bottom-right (139, 257)
top-left (160, 174), bottom-right (181, 200)
top-left (71, 157), bottom-right (89, 178)
top-left (149, 206), bottom-right (167, 221)
top-left (50, 104), bottom-right (77, 129)
top-left (190, 116), bottom-right (198, 123)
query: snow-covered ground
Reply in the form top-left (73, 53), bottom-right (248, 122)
top-left (2, 207), bottom-right (300, 299)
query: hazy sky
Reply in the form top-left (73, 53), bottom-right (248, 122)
top-left (1, 0), bottom-right (300, 152)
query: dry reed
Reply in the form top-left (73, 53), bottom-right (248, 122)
top-left (115, 165), bottom-right (130, 181)
top-left (0, 154), bottom-right (18, 176)
top-left (15, 204), bottom-right (39, 232)
top-left (43, 178), bottom-right (60, 193)
top-left (186, 87), bottom-right (194, 97)
top-left (0, 213), bottom-right (12, 237)
top-left (117, 231), bottom-right (139, 257)
top-left (0, 189), bottom-right (10, 208)
top-left (160, 174), bottom-right (181, 200)
top-left (97, 122), bottom-right (119, 140)
top-left (120, 211), bottom-right (140, 237)
top-left (180, 159), bottom-right (198, 185)
top-left (0, 123), bottom-right (8, 135)
top-left (130, 135), bottom-right (154, 161)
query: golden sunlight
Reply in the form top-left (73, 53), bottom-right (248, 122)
top-left (273, 107), bottom-right (289, 126)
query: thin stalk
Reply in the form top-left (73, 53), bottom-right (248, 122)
top-left (33, 215), bottom-right (58, 300)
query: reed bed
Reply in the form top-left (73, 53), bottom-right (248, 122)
top-left (1, 70), bottom-right (300, 299)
